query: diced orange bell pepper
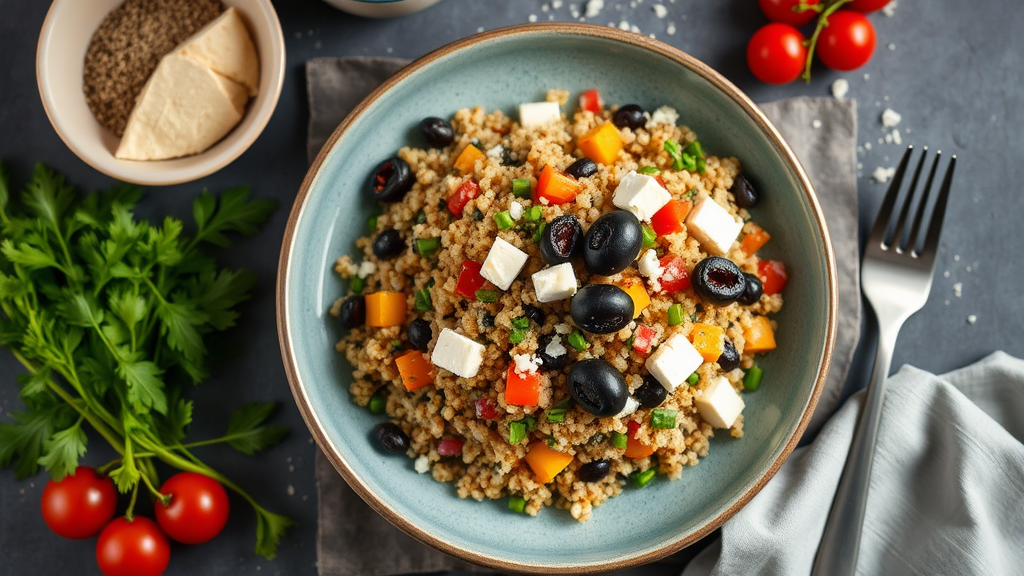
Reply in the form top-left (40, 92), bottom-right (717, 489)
top-left (524, 441), bottom-right (574, 483)
top-left (689, 323), bottom-right (726, 363)
top-left (741, 224), bottom-right (771, 256)
top-left (364, 291), bottom-right (407, 327)
top-left (623, 421), bottom-right (655, 459)
top-left (395, 350), bottom-right (434, 391)
top-left (744, 315), bottom-right (777, 354)
top-left (505, 364), bottom-right (542, 406)
top-left (618, 277), bottom-right (651, 318)
top-left (535, 164), bottom-right (580, 205)
top-left (453, 144), bottom-right (486, 175)
top-left (578, 122), bottom-right (623, 165)
top-left (650, 199), bottom-right (693, 236)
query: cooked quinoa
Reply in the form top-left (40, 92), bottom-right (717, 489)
top-left (330, 90), bottom-right (785, 521)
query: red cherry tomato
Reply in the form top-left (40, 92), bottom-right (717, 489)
top-left (757, 259), bottom-right (789, 295)
top-left (758, 0), bottom-right (820, 26)
top-left (96, 517), bottom-right (170, 576)
top-left (154, 472), bottom-right (230, 545)
top-left (41, 466), bottom-right (117, 540)
top-left (845, 0), bottom-right (891, 13)
top-left (746, 24), bottom-right (808, 84)
top-left (816, 11), bottom-right (876, 71)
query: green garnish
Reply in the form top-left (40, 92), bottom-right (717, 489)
top-left (546, 409), bottom-right (565, 423)
top-left (632, 468), bottom-right (657, 488)
top-left (567, 331), bottom-right (587, 351)
top-left (611, 432), bottom-right (628, 449)
top-left (508, 495), bottom-right (527, 513)
top-left (368, 392), bottom-right (386, 415)
top-left (414, 209), bottom-right (427, 224)
top-left (509, 325), bottom-right (529, 345)
top-left (641, 223), bottom-right (657, 249)
top-left (686, 372), bottom-right (700, 386)
top-left (512, 316), bottom-right (530, 329)
top-left (532, 221), bottom-right (546, 243)
top-left (349, 275), bottom-right (365, 294)
top-left (667, 303), bottom-right (684, 326)
top-left (664, 139), bottom-right (684, 171)
top-left (682, 188), bottom-right (698, 201)
top-left (525, 205), bottom-right (542, 222)
top-left (414, 288), bottom-right (433, 311)
top-left (508, 421), bottom-right (527, 444)
top-left (416, 237), bottom-right (441, 259)
top-left (493, 211), bottom-right (514, 230)
top-left (685, 141), bottom-right (706, 174)
top-left (546, 434), bottom-right (557, 447)
top-left (650, 409), bottom-right (677, 429)
top-left (367, 214), bottom-right (379, 233)
top-left (522, 415), bottom-right (537, 431)
top-left (475, 289), bottom-right (499, 303)
top-left (512, 178), bottom-right (532, 198)
top-left (743, 366), bottom-right (764, 391)
top-left (638, 166), bottom-right (660, 175)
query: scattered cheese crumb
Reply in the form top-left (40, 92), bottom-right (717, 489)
top-left (652, 4), bottom-right (667, 17)
top-left (554, 322), bottom-right (572, 335)
top-left (553, 0), bottom-right (563, 8)
top-left (667, 21), bottom-right (676, 35)
top-left (882, 0), bottom-right (897, 17)
top-left (585, 0), bottom-right (604, 18)
top-left (545, 335), bottom-right (567, 359)
top-left (864, 73), bottom-right (871, 81)
top-left (871, 166), bottom-right (895, 183)
top-left (953, 282), bottom-right (962, 297)
top-left (647, 106), bottom-right (678, 128)
top-left (618, 20), bottom-right (631, 31)
top-left (892, 129), bottom-right (902, 145)
top-left (509, 201), bottom-right (524, 221)
top-left (812, 119), bottom-right (822, 129)
top-left (967, 314), bottom-right (977, 324)
top-left (943, 270), bottom-right (950, 278)
top-left (513, 353), bottom-right (540, 375)
top-left (357, 261), bottom-right (377, 279)
top-left (486, 144), bottom-right (504, 158)
top-left (287, 485), bottom-right (295, 496)
top-left (414, 455), bottom-right (430, 474)
top-left (864, 142), bottom-right (873, 150)
top-left (881, 108), bottom-right (902, 128)
top-left (528, 13), bottom-right (538, 22)
top-left (831, 78), bottom-right (850, 99)
top-left (887, 42), bottom-right (896, 51)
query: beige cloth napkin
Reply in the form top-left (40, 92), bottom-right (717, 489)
top-left (306, 56), bottom-right (860, 576)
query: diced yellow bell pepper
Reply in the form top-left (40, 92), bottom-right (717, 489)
top-left (744, 315), bottom-right (777, 354)
top-left (578, 122), bottom-right (623, 165)
top-left (689, 323), bottom-right (725, 363)
top-left (365, 291), bottom-right (407, 327)
top-left (618, 277), bottom-right (651, 318)
top-left (524, 441), bottom-right (573, 483)
top-left (453, 144), bottom-right (486, 175)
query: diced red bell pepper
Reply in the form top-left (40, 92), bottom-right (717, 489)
top-left (475, 397), bottom-right (501, 420)
top-left (633, 325), bottom-right (656, 355)
top-left (437, 438), bottom-right (465, 457)
top-left (757, 259), bottom-right (789, 295)
top-left (658, 255), bottom-right (691, 293)
top-left (505, 364), bottom-right (542, 407)
top-left (535, 165), bottom-right (580, 205)
top-left (624, 420), bottom-right (655, 459)
top-left (447, 179), bottom-right (481, 216)
top-left (578, 89), bottom-right (603, 114)
top-left (455, 260), bottom-right (486, 299)
top-left (650, 199), bottom-right (693, 236)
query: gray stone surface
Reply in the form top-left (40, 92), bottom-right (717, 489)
top-left (1, 1), bottom-right (1021, 575)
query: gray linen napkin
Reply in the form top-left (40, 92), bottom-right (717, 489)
top-left (306, 56), bottom-right (860, 576)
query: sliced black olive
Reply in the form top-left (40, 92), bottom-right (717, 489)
top-left (738, 273), bottom-right (763, 305)
top-left (540, 214), bottom-right (584, 265)
top-left (338, 296), bottom-right (365, 329)
top-left (481, 312), bottom-right (495, 329)
top-left (612, 104), bottom-right (646, 130)
top-left (568, 359), bottom-right (628, 417)
top-left (633, 374), bottom-right (668, 409)
top-left (420, 117), bottom-right (454, 148)
top-left (582, 210), bottom-right (643, 276)
top-left (570, 284), bottom-right (634, 334)
top-left (537, 332), bottom-right (570, 371)
top-left (523, 304), bottom-right (545, 324)
top-left (577, 459), bottom-right (612, 482)
top-left (375, 422), bottom-right (410, 453)
top-left (565, 158), bottom-right (598, 179)
top-left (372, 229), bottom-right (405, 259)
top-left (731, 173), bottom-right (758, 208)
top-left (407, 318), bottom-right (432, 352)
top-left (718, 339), bottom-right (740, 372)
top-left (368, 156), bottom-right (414, 202)
top-left (692, 256), bottom-right (746, 304)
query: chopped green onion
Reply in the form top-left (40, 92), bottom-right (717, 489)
top-left (650, 409), bottom-right (677, 429)
top-left (667, 303), bottom-right (683, 326)
top-left (555, 398), bottom-right (572, 409)
top-left (679, 152), bottom-right (697, 172)
top-left (525, 205), bottom-right (542, 222)
top-left (743, 366), bottom-right (764, 391)
top-left (522, 415), bottom-right (537, 431)
top-left (611, 432), bottom-right (628, 449)
top-left (686, 372), bottom-right (700, 386)
top-left (512, 178), bottom-right (532, 198)
top-left (368, 392), bottom-right (385, 414)
top-left (415, 209), bottom-right (427, 224)
top-left (684, 140), bottom-right (704, 158)
top-left (508, 421), bottom-right (527, 444)
top-left (641, 223), bottom-right (657, 249)
top-left (475, 289), bottom-right (499, 303)
top-left (532, 221), bottom-right (546, 243)
top-left (349, 275), bottom-right (365, 294)
top-left (367, 214), bottom-right (379, 233)
top-left (632, 468), bottom-right (657, 488)
top-left (509, 326), bottom-right (528, 345)
top-left (508, 495), bottom-right (527, 513)
top-left (426, 277), bottom-right (436, 288)
top-left (414, 288), bottom-right (433, 311)
top-left (416, 237), bottom-right (441, 259)
top-left (546, 409), bottom-right (565, 423)
top-left (638, 166), bottom-right (660, 175)
top-left (390, 339), bottom-right (403, 352)
top-left (546, 434), bottom-right (557, 447)
top-left (494, 211), bottom-right (514, 230)
top-left (695, 155), bottom-right (707, 174)
top-left (664, 139), bottom-right (684, 171)
top-left (567, 331), bottom-right (587, 351)
top-left (512, 316), bottom-right (530, 329)
top-left (682, 188), bottom-right (697, 201)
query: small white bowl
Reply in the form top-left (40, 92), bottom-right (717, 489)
top-left (321, 0), bottom-right (442, 18)
top-left (36, 0), bottom-right (285, 186)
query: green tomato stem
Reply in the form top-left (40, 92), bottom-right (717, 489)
top-left (125, 480), bottom-right (140, 522)
top-left (801, 0), bottom-right (854, 83)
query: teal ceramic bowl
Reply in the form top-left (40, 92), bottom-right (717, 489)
top-left (278, 23), bottom-right (837, 573)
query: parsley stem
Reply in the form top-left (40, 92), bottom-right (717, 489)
top-left (139, 465), bottom-right (170, 505)
top-left (125, 480), bottom-right (140, 522)
top-left (178, 431), bottom-right (263, 450)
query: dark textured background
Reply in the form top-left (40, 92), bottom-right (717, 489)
top-left (1, 1), bottom-right (1021, 574)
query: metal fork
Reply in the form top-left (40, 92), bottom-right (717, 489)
top-left (811, 146), bottom-right (957, 576)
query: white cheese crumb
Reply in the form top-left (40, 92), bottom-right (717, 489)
top-left (414, 455), bottom-right (430, 474)
top-left (943, 270), bottom-right (950, 278)
top-left (892, 129), bottom-right (902, 145)
top-left (954, 254), bottom-right (961, 261)
top-left (812, 119), bottom-right (822, 129)
top-left (357, 261), bottom-right (377, 279)
top-left (542, 3), bottom-right (550, 12)
top-left (477, 26), bottom-right (484, 33)
top-left (646, 105), bottom-right (679, 128)
top-left (554, 323), bottom-right (572, 335)
top-left (831, 78), bottom-right (850, 99)
top-left (885, 133), bottom-right (893, 144)
top-left (618, 20), bottom-right (631, 31)
top-left (667, 21), bottom-right (676, 35)
top-left (585, 0), bottom-right (604, 18)
top-left (615, 396), bottom-right (640, 418)
top-left (638, 249), bottom-right (662, 278)
top-left (513, 353), bottom-right (540, 375)
top-left (864, 142), bottom-right (873, 150)
top-left (871, 166), bottom-right (895, 183)
top-left (881, 108), bottom-right (902, 128)
top-left (545, 335), bottom-right (567, 358)
top-left (953, 282), bottom-right (962, 297)
top-left (486, 144), bottom-right (504, 158)
top-left (509, 201), bottom-right (524, 221)
top-left (529, 13), bottom-right (538, 22)
top-left (882, 0), bottom-right (897, 16)
top-left (553, 0), bottom-right (563, 8)
top-left (287, 485), bottom-right (295, 496)
top-left (864, 73), bottom-right (871, 81)
top-left (887, 42), bottom-right (896, 51)
top-left (967, 314), bottom-right (977, 324)
top-left (652, 3), bottom-right (667, 17)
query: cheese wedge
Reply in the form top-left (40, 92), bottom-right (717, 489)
top-left (115, 54), bottom-right (247, 161)
top-left (174, 7), bottom-right (260, 96)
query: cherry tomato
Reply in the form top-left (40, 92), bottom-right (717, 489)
top-left (845, 0), bottom-right (891, 13)
top-left (757, 259), bottom-right (789, 295)
top-left (746, 24), bottom-right (808, 84)
top-left (816, 11), bottom-right (876, 71)
top-left (41, 466), bottom-right (117, 540)
top-left (154, 472), bottom-right (230, 545)
top-left (758, 0), bottom-right (820, 27)
top-left (96, 517), bottom-right (170, 576)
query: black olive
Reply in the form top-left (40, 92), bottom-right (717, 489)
top-left (372, 229), bottom-right (405, 260)
top-left (407, 318), bottom-right (432, 352)
top-left (420, 117), bottom-right (454, 148)
top-left (523, 304), bottom-right (545, 324)
top-left (582, 210), bottom-right (643, 276)
top-left (537, 332), bottom-right (570, 371)
top-left (338, 296), bottom-right (365, 329)
top-left (612, 104), bottom-right (646, 130)
top-left (375, 422), bottom-right (410, 453)
top-left (565, 158), bottom-right (598, 179)
top-left (568, 359), bottom-right (629, 417)
top-left (481, 312), bottom-right (495, 329)
top-left (633, 374), bottom-right (668, 409)
top-left (540, 214), bottom-right (584, 265)
top-left (692, 256), bottom-right (746, 304)
top-left (570, 284), bottom-right (634, 334)
top-left (577, 459), bottom-right (612, 482)
top-left (731, 173), bottom-right (758, 208)
top-left (718, 339), bottom-right (740, 372)
top-left (737, 273), bottom-right (763, 305)
top-left (368, 156), bottom-right (414, 202)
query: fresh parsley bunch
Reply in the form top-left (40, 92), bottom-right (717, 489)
top-left (0, 163), bottom-right (291, 558)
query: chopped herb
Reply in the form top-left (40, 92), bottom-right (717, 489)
top-left (349, 275), bottom-right (365, 294)
top-left (664, 139), bottom-right (684, 171)
top-left (426, 277), bottom-right (436, 288)
top-left (650, 409), bottom-right (677, 429)
top-left (686, 372), bottom-right (700, 386)
top-left (508, 495), bottom-right (527, 513)
top-left (632, 468), bottom-right (657, 488)
top-left (589, 433), bottom-right (606, 445)
top-left (532, 221), bottom-right (546, 243)
top-left (625, 333), bottom-right (635, 348)
top-left (684, 140), bottom-right (704, 158)
top-left (512, 178), bottom-right (532, 198)
top-left (509, 326), bottom-right (528, 345)
top-left (508, 421), bottom-right (527, 444)
top-left (682, 188), bottom-right (698, 201)
top-left (546, 409), bottom-right (565, 423)
top-left (367, 214), bottom-right (379, 233)
top-left (546, 434), bottom-right (557, 447)
top-left (512, 316), bottom-right (530, 329)
top-left (414, 288), bottom-right (433, 312)
top-left (472, 208), bottom-right (484, 221)
top-left (695, 155), bottom-right (707, 174)
top-left (567, 331), bottom-right (587, 351)
top-left (522, 415), bottom-right (537, 432)
top-left (679, 152), bottom-right (697, 172)
top-left (493, 211), bottom-right (514, 230)
top-left (416, 237), bottom-right (441, 259)
top-left (389, 339), bottom-right (403, 352)
top-left (414, 209), bottom-right (427, 224)
top-left (743, 366), bottom-right (764, 391)
top-left (638, 166), bottom-right (660, 175)
top-left (475, 289), bottom-right (499, 303)
top-left (368, 392), bottom-right (386, 415)
top-left (611, 432), bottom-right (628, 449)
top-left (525, 205), bottom-right (542, 222)
top-left (555, 398), bottom-right (572, 409)
top-left (667, 303), bottom-right (683, 326)
top-left (641, 223), bottom-right (657, 249)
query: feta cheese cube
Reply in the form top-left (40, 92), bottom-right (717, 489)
top-left (637, 249), bottom-right (662, 278)
top-left (432, 328), bottom-right (485, 378)
top-left (694, 376), bottom-right (745, 429)
top-left (612, 171), bottom-right (671, 221)
top-left (685, 197), bottom-right (743, 256)
top-left (615, 395), bottom-right (640, 418)
top-left (480, 237), bottom-right (529, 290)
top-left (531, 262), bottom-right (578, 303)
top-left (644, 333), bottom-right (704, 393)
top-left (519, 101), bottom-right (562, 128)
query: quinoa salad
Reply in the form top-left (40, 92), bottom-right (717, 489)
top-left (329, 89), bottom-right (788, 521)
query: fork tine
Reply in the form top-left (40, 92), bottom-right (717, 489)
top-left (919, 154), bottom-right (957, 258)
top-left (890, 146), bottom-right (930, 251)
top-left (906, 150), bottom-right (942, 255)
top-left (867, 145), bottom-right (914, 248)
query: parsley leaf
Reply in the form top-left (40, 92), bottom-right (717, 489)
top-left (191, 186), bottom-right (278, 249)
top-left (225, 402), bottom-right (289, 456)
top-left (0, 401), bottom-right (71, 479)
top-left (37, 420), bottom-right (87, 481)
top-left (255, 508), bottom-right (296, 560)
top-left (119, 359), bottom-right (167, 415)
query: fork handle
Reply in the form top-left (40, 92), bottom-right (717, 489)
top-left (811, 316), bottom-right (903, 576)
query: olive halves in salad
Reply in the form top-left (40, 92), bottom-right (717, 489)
top-left (420, 117), bottom-right (454, 148)
top-left (568, 358), bottom-right (629, 417)
top-left (368, 156), bottom-right (414, 202)
top-left (372, 229), bottom-right (405, 260)
top-left (583, 210), bottom-right (643, 276)
top-left (565, 158), bottom-right (598, 179)
top-left (612, 104), bottom-right (646, 130)
top-left (570, 284), bottom-right (634, 334)
top-left (539, 214), bottom-right (583, 265)
top-left (692, 256), bottom-right (746, 304)
top-left (338, 296), bottom-right (365, 329)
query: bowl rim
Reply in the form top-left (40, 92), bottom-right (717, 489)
top-left (277, 22), bottom-right (838, 573)
top-left (35, 0), bottom-right (286, 187)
